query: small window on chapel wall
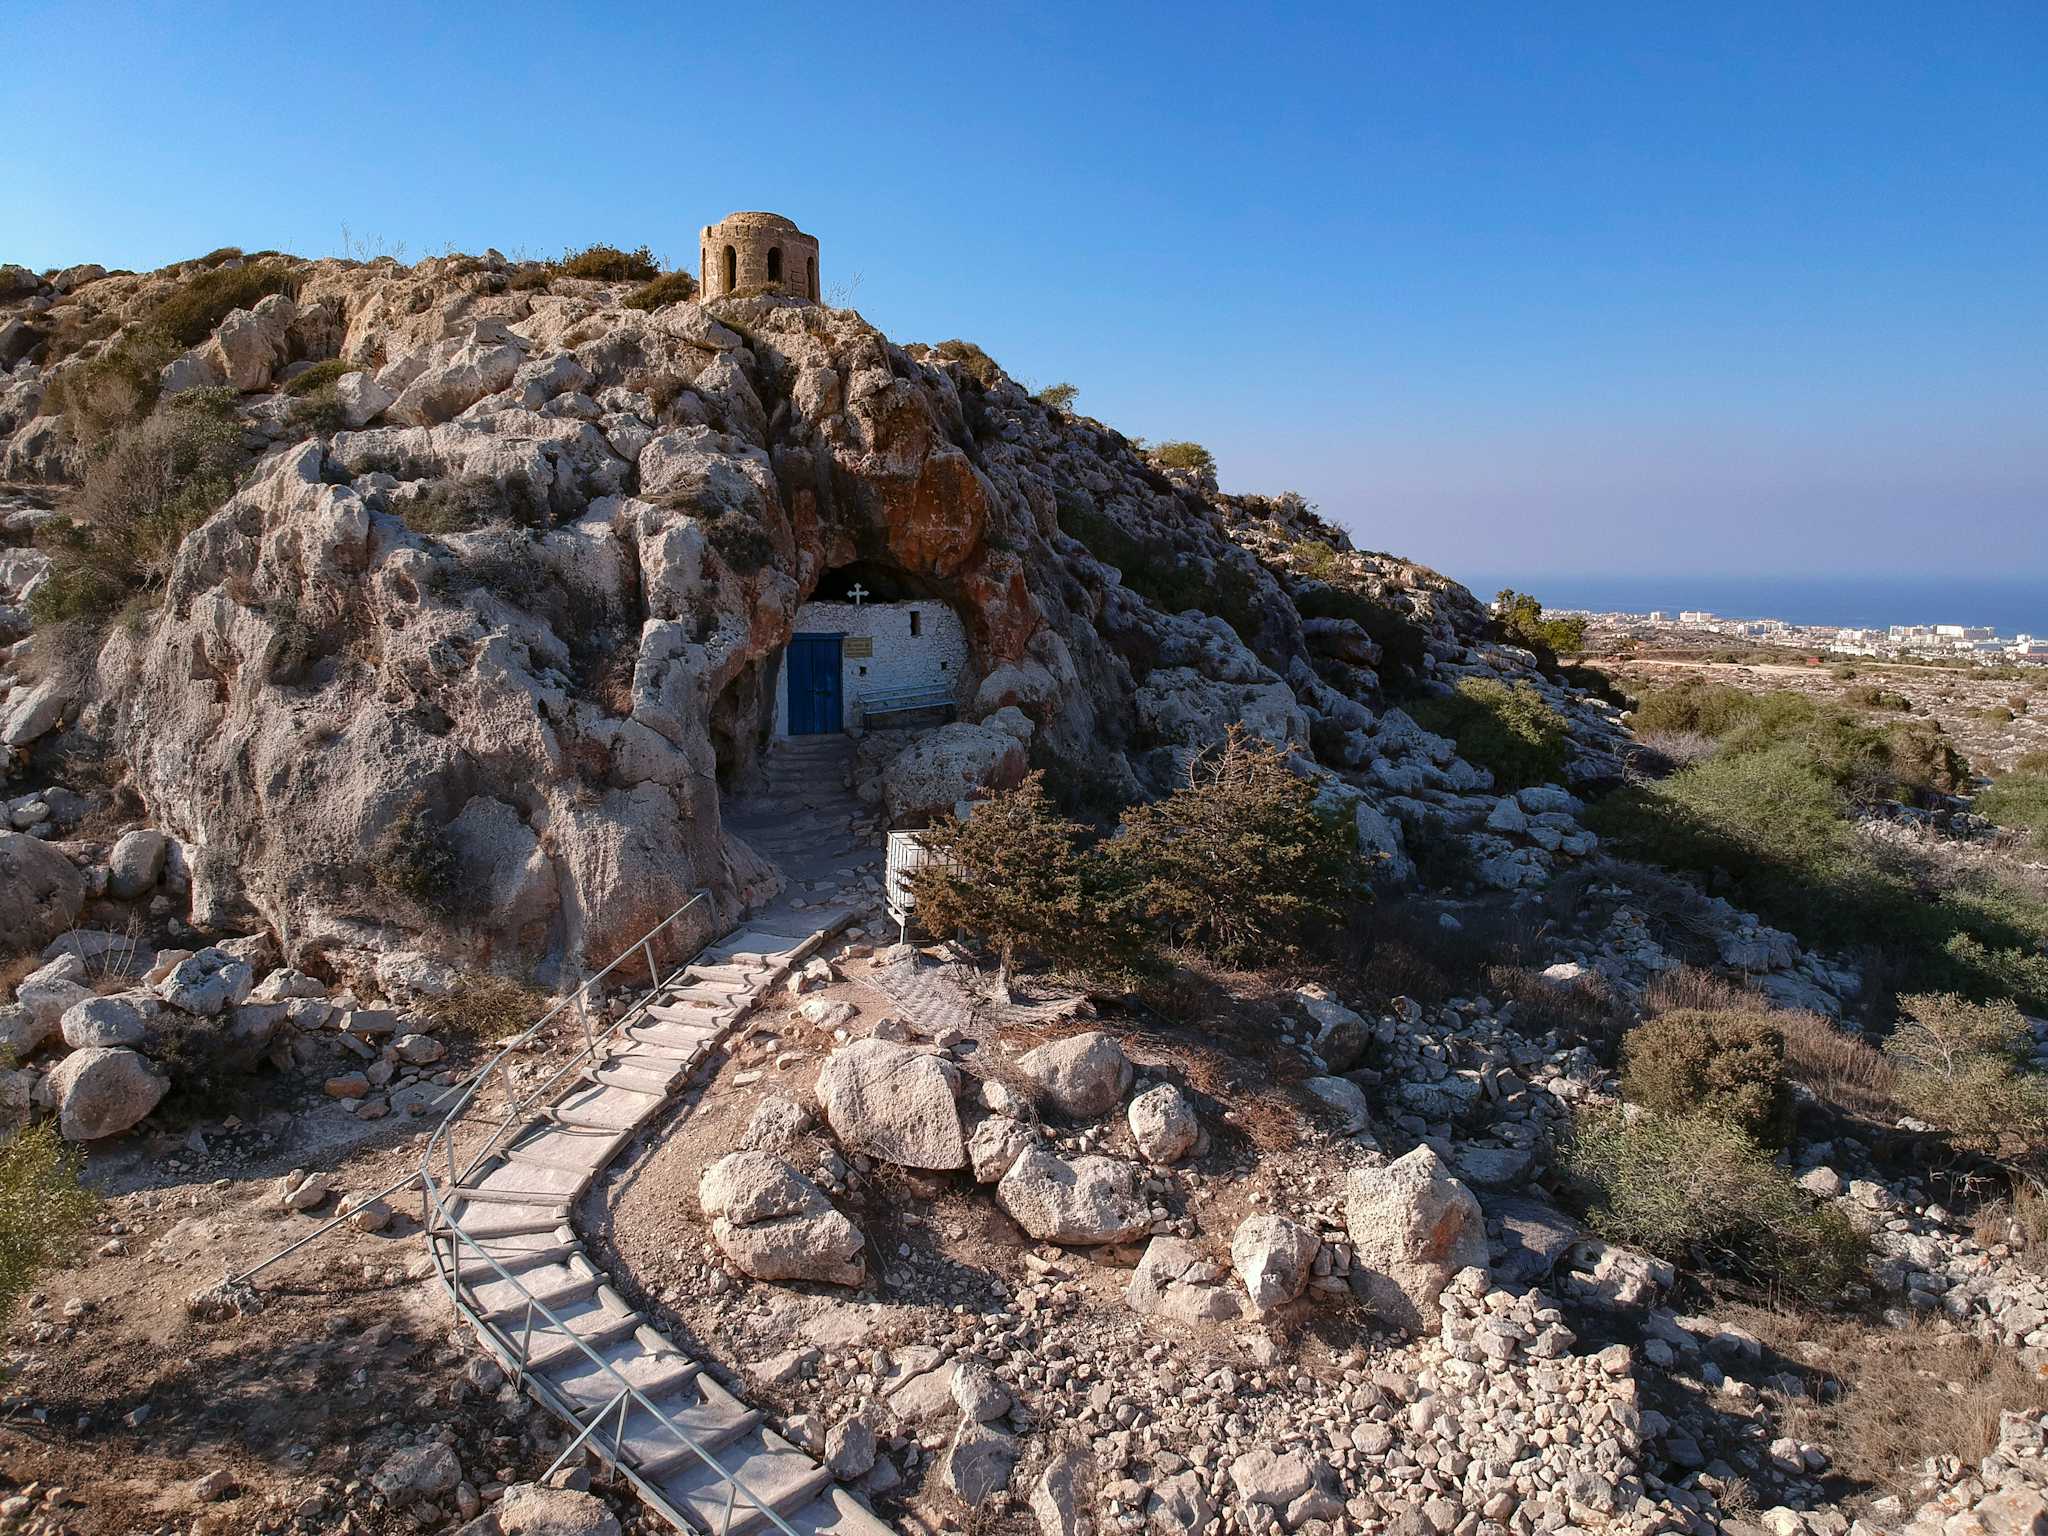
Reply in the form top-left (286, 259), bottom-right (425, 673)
top-left (767, 247), bottom-right (783, 283)
top-left (909, 610), bottom-right (922, 637)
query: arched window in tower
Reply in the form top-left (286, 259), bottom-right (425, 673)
top-left (722, 245), bottom-right (736, 292)
top-left (808, 256), bottom-right (817, 301)
top-left (766, 246), bottom-right (783, 284)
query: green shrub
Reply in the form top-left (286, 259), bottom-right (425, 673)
top-left (1493, 588), bottom-right (1587, 663)
top-left (1035, 381), bottom-right (1079, 412)
top-left (0, 1122), bottom-right (98, 1318)
top-left (1587, 750), bottom-right (2048, 1011)
top-left (1844, 684), bottom-right (1911, 711)
top-left (703, 512), bottom-right (774, 576)
top-left (1408, 677), bottom-right (1570, 792)
top-left (1293, 539), bottom-right (1345, 583)
top-left (1631, 680), bottom-right (1965, 803)
top-left (1884, 993), bottom-right (2048, 1159)
top-left (2016, 751), bottom-right (2048, 776)
top-left (29, 388), bottom-right (248, 628)
top-left (1152, 440), bottom-right (1216, 476)
top-left (909, 772), bottom-right (1139, 986)
top-left (1621, 1009), bottom-right (1792, 1143)
top-left (282, 358), bottom-right (353, 396)
top-left (554, 244), bottom-right (658, 282)
top-left (1106, 726), bottom-right (1364, 965)
top-left (1977, 773), bottom-right (2048, 849)
top-left (286, 384), bottom-right (350, 438)
top-left (932, 340), bottom-right (1003, 388)
top-left (621, 270), bottom-right (698, 310)
top-left (48, 330), bottom-right (178, 446)
top-left (1563, 1105), bottom-right (1867, 1301)
top-left (151, 259), bottom-right (299, 348)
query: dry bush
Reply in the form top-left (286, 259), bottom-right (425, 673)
top-left (416, 976), bottom-right (555, 1044)
top-left (1740, 1307), bottom-right (2048, 1497)
top-left (1622, 1009), bottom-right (1791, 1142)
top-left (1636, 728), bottom-right (1719, 768)
top-left (1486, 962), bottom-right (1627, 1058)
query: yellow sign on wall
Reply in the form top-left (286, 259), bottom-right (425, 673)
top-left (843, 636), bottom-right (875, 658)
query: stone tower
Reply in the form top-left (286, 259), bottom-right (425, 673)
top-left (699, 212), bottom-right (820, 302)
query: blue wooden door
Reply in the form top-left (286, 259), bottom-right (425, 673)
top-left (786, 634), bottom-right (843, 735)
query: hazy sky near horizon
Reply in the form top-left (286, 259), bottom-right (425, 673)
top-left (5, 1), bottom-right (2044, 586)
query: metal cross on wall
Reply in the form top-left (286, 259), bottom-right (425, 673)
top-left (846, 583), bottom-right (870, 606)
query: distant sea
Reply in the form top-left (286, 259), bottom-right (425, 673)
top-left (1452, 573), bottom-right (2048, 638)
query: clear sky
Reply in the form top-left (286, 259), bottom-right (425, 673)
top-left (5, 1), bottom-right (2044, 586)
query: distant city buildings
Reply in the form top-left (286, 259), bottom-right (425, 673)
top-left (1572, 608), bottom-right (2044, 666)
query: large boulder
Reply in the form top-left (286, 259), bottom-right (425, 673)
top-left (205, 293), bottom-right (297, 392)
top-left (155, 948), bottom-right (255, 1016)
top-left (0, 679), bottom-right (67, 747)
top-left (387, 322), bottom-right (528, 426)
top-left (59, 992), bottom-right (158, 1049)
top-left (996, 1149), bottom-right (1148, 1245)
top-left (814, 1038), bottom-right (965, 1170)
top-left (1014, 1031), bottom-right (1132, 1119)
top-left (106, 829), bottom-right (169, 900)
top-left (0, 833), bottom-right (84, 948)
top-left (1125, 1235), bottom-right (1245, 1324)
top-left (881, 716), bottom-right (1031, 821)
top-left (698, 1150), bottom-right (864, 1286)
top-left (48, 1047), bottom-right (168, 1140)
top-left (1126, 1082), bottom-right (1198, 1164)
top-left (494, 1483), bottom-right (622, 1536)
top-left (1230, 1214), bottom-right (1321, 1315)
top-left (1343, 1146), bottom-right (1489, 1332)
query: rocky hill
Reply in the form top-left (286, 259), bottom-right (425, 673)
top-left (0, 248), bottom-right (1636, 987)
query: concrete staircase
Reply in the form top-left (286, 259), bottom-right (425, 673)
top-left (428, 917), bottom-right (887, 1536)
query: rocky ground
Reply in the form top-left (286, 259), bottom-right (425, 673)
top-left (2, 251), bottom-right (2046, 1536)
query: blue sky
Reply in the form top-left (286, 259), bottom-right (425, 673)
top-left (5, 1), bottom-right (2044, 587)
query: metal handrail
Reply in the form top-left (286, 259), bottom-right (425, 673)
top-left (418, 892), bottom-right (812, 1536)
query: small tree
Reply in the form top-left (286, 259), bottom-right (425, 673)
top-left (908, 773), bottom-right (1133, 993)
top-left (1036, 382), bottom-right (1079, 412)
top-left (0, 1123), bottom-right (98, 1318)
top-left (1108, 726), bottom-right (1361, 965)
top-left (1884, 993), bottom-right (2048, 1158)
top-left (1493, 588), bottom-right (1587, 663)
top-left (1151, 441), bottom-right (1216, 476)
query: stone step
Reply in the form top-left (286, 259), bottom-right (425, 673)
top-left (662, 982), bottom-right (751, 1007)
top-left (432, 1230), bottom-right (580, 1278)
top-left (588, 1059), bottom-right (683, 1097)
top-left (610, 1032), bottom-right (710, 1066)
top-left (645, 1001), bottom-right (737, 1028)
top-left (551, 1082), bottom-right (664, 1133)
top-left (785, 1489), bottom-right (897, 1536)
top-left (461, 1158), bottom-right (589, 1205)
top-left (659, 1428), bottom-right (833, 1536)
top-left (440, 1197), bottom-right (572, 1239)
top-left (607, 1376), bottom-right (762, 1470)
top-left (518, 1292), bottom-right (644, 1372)
top-left (623, 1022), bottom-right (721, 1058)
top-left (505, 1123), bottom-right (632, 1175)
top-left (544, 1338), bottom-right (702, 1419)
top-left (470, 1259), bottom-right (600, 1320)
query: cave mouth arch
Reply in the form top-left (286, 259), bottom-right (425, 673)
top-left (812, 560), bottom-right (950, 605)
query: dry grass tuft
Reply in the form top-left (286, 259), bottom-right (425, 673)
top-left (1778, 1011), bottom-right (1902, 1123)
top-left (1737, 1306), bottom-right (2048, 1497)
top-left (415, 975), bottom-right (556, 1044)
